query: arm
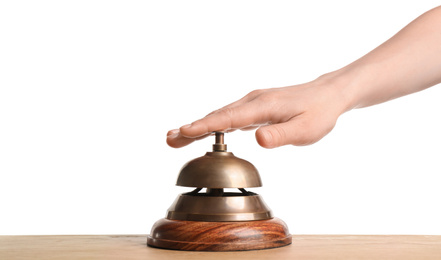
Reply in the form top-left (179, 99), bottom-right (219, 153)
top-left (167, 6), bottom-right (441, 148)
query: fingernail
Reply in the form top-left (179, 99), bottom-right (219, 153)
top-left (167, 129), bottom-right (179, 137)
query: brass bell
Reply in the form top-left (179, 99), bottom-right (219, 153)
top-left (147, 132), bottom-right (292, 251)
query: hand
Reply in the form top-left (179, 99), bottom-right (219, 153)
top-left (167, 6), bottom-right (441, 149)
top-left (167, 74), bottom-right (352, 148)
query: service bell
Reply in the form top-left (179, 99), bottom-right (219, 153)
top-left (147, 132), bottom-right (291, 251)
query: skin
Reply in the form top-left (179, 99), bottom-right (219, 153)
top-left (167, 6), bottom-right (441, 149)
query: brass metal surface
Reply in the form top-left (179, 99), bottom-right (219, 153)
top-left (176, 151), bottom-right (262, 188)
top-left (213, 132), bottom-right (227, 151)
top-left (176, 132), bottom-right (262, 188)
top-left (166, 192), bottom-right (273, 221)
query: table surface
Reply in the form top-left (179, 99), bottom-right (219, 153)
top-left (1, 235), bottom-right (441, 260)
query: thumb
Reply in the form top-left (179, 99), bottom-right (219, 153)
top-left (255, 115), bottom-right (332, 148)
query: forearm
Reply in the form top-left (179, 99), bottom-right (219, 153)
top-left (333, 6), bottom-right (441, 110)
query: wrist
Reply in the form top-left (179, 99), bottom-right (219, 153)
top-left (313, 66), bottom-right (362, 115)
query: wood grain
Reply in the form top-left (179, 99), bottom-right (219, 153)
top-left (1, 235), bottom-right (441, 260)
top-left (147, 217), bottom-right (292, 251)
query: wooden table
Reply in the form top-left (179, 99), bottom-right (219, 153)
top-left (1, 235), bottom-right (441, 259)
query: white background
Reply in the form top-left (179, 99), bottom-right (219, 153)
top-left (1, 1), bottom-right (440, 235)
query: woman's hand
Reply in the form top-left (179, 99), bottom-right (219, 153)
top-left (167, 74), bottom-right (352, 148)
top-left (167, 6), bottom-right (441, 149)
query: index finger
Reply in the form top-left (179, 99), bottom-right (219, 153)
top-left (179, 101), bottom-right (270, 138)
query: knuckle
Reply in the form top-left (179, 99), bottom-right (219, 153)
top-left (220, 107), bottom-right (235, 117)
top-left (246, 89), bottom-right (266, 99)
top-left (268, 125), bottom-right (287, 147)
top-left (218, 108), bottom-right (235, 129)
top-left (256, 91), bottom-right (280, 105)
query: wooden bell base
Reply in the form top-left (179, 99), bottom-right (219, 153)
top-left (147, 217), bottom-right (292, 251)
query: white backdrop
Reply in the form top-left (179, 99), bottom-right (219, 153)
top-left (1, 1), bottom-right (440, 235)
